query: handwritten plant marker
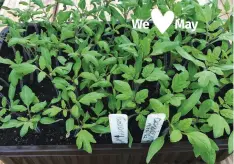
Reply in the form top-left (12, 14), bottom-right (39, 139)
top-left (151, 8), bottom-right (175, 34)
top-left (141, 114), bottom-right (166, 143)
top-left (109, 114), bottom-right (128, 144)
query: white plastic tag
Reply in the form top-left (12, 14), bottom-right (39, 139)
top-left (109, 114), bottom-right (128, 144)
top-left (141, 114), bottom-right (166, 143)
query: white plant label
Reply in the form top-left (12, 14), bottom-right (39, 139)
top-left (151, 9), bottom-right (175, 34)
top-left (109, 114), bottom-right (128, 144)
top-left (141, 114), bottom-right (166, 143)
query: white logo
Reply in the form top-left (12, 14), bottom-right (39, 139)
top-left (151, 9), bottom-right (174, 34)
top-left (132, 8), bottom-right (198, 34)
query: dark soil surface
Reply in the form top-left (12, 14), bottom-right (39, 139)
top-left (0, 123), bottom-right (76, 146)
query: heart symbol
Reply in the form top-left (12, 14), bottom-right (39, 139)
top-left (151, 9), bottom-right (175, 34)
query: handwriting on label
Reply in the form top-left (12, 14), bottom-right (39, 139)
top-left (141, 114), bottom-right (166, 143)
top-left (109, 114), bottom-right (128, 144)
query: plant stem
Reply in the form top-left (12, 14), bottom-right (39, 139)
top-left (27, 107), bottom-right (32, 119)
top-left (162, 127), bottom-right (169, 136)
top-left (133, 82), bottom-right (140, 92)
top-left (0, 92), bottom-right (10, 106)
top-left (220, 0), bottom-right (230, 18)
top-left (20, 80), bottom-right (24, 89)
top-left (155, 82), bottom-right (160, 97)
top-left (0, 78), bottom-right (9, 87)
top-left (35, 127), bottom-right (41, 133)
top-left (128, 114), bottom-right (137, 120)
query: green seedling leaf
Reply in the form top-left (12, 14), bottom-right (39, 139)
top-left (2, 97), bottom-right (7, 108)
top-left (40, 117), bottom-right (57, 125)
top-left (90, 125), bottom-right (110, 134)
top-left (71, 105), bottom-right (80, 118)
top-left (66, 118), bottom-right (74, 133)
top-left (76, 130), bottom-right (96, 153)
top-left (82, 53), bottom-right (99, 67)
top-left (186, 131), bottom-right (216, 164)
top-left (73, 58), bottom-right (81, 77)
top-left (11, 63), bottom-right (37, 75)
top-left (150, 99), bottom-right (169, 119)
top-left (220, 109), bottom-right (233, 119)
top-left (136, 114), bottom-right (146, 130)
top-left (79, 92), bottom-right (106, 106)
top-left (31, 101), bottom-right (47, 113)
top-left (194, 71), bottom-right (219, 87)
top-left (109, 6), bottom-right (125, 24)
top-left (8, 38), bottom-right (28, 47)
top-left (172, 71), bottom-right (190, 93)
top-left (0, 56), bottom-right (14, 65)
top-left (131, 30), bottom-right (139, 45)
top-left (52, 77), bottom-right (69, 89)
top-left (135, 89), bottom-right (148, 104)
top-left (171, 112), bottom-right (181, 124)
top-left (32, 0), bottom-right (44, 8)
top-left (207, 114), bottom-right (230, 138)
top-left (114, 80), bottom-right (132, 94)
top-left (61, 27), bottom-right (75, 41)
top-left (173, 64), bottom-right (186, 72)
top-left (83, 25), bottom-right (94, 36)
top-left (114, 80), bottom-right (133, 100)
top-left (151, 41), bottom-right (179, 56)
top-left (140, 37), bottom-right (151, 57)
top-left (176, 118), bottom-right (193, 131)
top-left (8, 84), bottom-right (16, 100)
top-left (224, 89), bottom-right (233, 106)
top-left (145, 68), bottom-right (169, 82)
top-left (170, 130), bottom-right (182, 142)
top-left (93, 101), bottom-right (103, 116)
top-left (146, 136), bottom-right (165, 163)
top-left (0, 108), bottom-right (6, 117)
top-left (39, 56), bottom-right (46, 70)
top-left (11, 105), bottom-right (27, 112)
top-left (0, 119), bottom-right (19, 129)
top-left (103, 57), bottom-right (117, 66)
top-left (80, 72), bottom-right (97, 82)
top-left (57, 11), bottom-right (71, 24)
top-left (38, 72), bottom-right (47, 83)
top-left (176, 47), bottom-right (205, 68)
top-left (41, 47), bottom-right (52, 67)
top-left (218, 32), bottom-right (233, 41)
top-left (31, 115), bottom-right (41, 122)
top-left (169, 94), bottom-right (185, 107)
top-left (20, 86), bottom-right (36, 107)
top-left (1, 115), bottom-right (12, 123)
top-left (14, 52), bottom-right (22, 64)
top-left (178, 89), bottom-right (203, 116)
top-left (228, 132), bottom-right (233, 154)
top-left (200, 124), bottom-right (212, 133)
top-left (43, 106), bottom-right (62, 117)
top-left (98, 41), bottom-right (110, 53)
top-left (78, 0), bottom-right (86, 9)
top-left (91, 81), bottom-right (112, 88)
top-left (198, 99), bottom-right (213, 117)
top-left (142, 64), bottom-right (154, 79)
top-left (20, 122), bottom-right (31, 137)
